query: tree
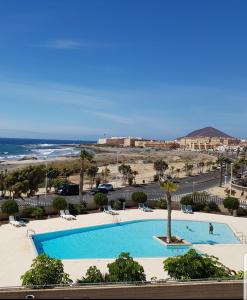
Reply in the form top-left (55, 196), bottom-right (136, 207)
top-left (94, 193), bottom-right (108, 211)
top-left (160, 180), bottom-right (178, 243)
top-left (223, 197), bottom-right (240, 215)
top-left (101, 166), bottom-right (110, 183)
top-left (216, 155), bottom-right (232, 187)
top-left (184, 163), bottom-right (193, 176)
top-left (107, 252), bottom-right (146, 282)
top-left (79, 150), bottom-right (94, 202)
top-left (78, 266), bottom-right (105, 284)
top-left (163, 249), bottom-right (233, 280)
top-left (131, 191), bottom-right (147, 204)
top-left (153, 159), bottom-right (168, 180)
top-left (87, 165), bottom-right (99, 188)
top-left (118, 164), bottom-right (133, 185)
top-left (52, 197), bottom-right (68, 212)
top-left (1, 199), bottom-right (19, 216)
top-left (21, 254), bottom-right (72, 287)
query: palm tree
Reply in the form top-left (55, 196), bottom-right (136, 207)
top-left (160, 180), bottom-right (178, 244)
top-left (87, 165), bottom-right (99, 188)
top-left (79, 150), bottom-right (94, 202)
top-left (216, 155), bottom-right (232, 187)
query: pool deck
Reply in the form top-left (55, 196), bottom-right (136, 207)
top-left (0, 209), bottom-right (247, 287)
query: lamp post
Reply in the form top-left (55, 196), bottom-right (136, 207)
top-left (45, 156), bottom-right (48, 198)
top-left (230, 163), bottom-right (233, 195)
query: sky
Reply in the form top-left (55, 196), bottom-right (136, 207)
top-left (0, 0), bottom-right (247, 141)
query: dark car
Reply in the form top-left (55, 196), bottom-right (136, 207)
top-left (56, 184), bottom-right (79, 196)
top-left (89, 187), bottom-right (109, 195)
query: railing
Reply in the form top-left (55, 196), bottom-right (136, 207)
top-left (26, 228), bottom-right (36, 239)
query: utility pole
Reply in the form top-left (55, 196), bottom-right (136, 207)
top-left (230, 163), bottom-right (233, 195)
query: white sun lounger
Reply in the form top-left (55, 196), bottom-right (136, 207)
top-left (60, 210), bottom-right (74, 220)
top-left (181, 205), bottom-right (188, 213)
top-left (65, 210), bottom-right (76, 220)
top-left (186, 205), bottom-right (193, 214)
top-left (9, 216), bottom-right (25, 227)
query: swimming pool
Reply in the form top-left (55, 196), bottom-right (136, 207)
top-left (32, 219), bottom-right (240, 259)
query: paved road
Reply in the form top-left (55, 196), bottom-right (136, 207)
top-left (17, 170), bottom-right (221, 206)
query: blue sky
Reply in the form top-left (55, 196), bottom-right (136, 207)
top-left (0, 0), bottom-right (247, 140)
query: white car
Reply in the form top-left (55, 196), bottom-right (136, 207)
top-left (98, 183), bottom-right (114, 191)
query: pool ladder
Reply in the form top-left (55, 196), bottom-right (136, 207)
top-left (235, 231), bottom-right (247, 244)
top-left (27, 228), bottom-right (36, 239)
top-left (112, 215), bottom-right (121, 224)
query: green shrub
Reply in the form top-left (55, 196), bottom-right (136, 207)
top-left (237, 207), bottom-right (247, 217)
top-left (21, 254), bottom-right (72, 287)
top-left (112, 200), bottom-right (123, 210)
top-left (208, 201), bottom-right (220, 212)
top-left (153, 174), bottom-right (159, 182)
top-left (180, 194), bottom-right (206, 212)
top-left (94, 193), bottom-right (108, 210)
top-left (203, 205), bottom-right (211, 213)
top-left (75, 202), bottom-right (87, 214)
top-left (131, 191), bottom-right (147, 204)
top-left (1, 200), bottom-right (19, 216)
top-left (52, 178), bottom-right (70, 189)
top-left (107, 252), bottom-right (146, 282)
top-left (31, 207), bottom-right (45, 220)
top-left (52, 197), bottom-right (68, 212)
top-left (180, 195), bottom-right (194, 206)
top-left (163, 249), bottom-right (233, 280)
top-left (22, 207), bottom-right (35, 218)
top-left (78, 266), bottom-right (105, 284)
top-left (155, 198), bottom-right (167, 209)
top-left (235, 271), bottom-right (244, 280)
top-left (223, 197), bottom-right (240, 215)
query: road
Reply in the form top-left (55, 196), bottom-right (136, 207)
top-left (18, 170), bottom-right (221, 206)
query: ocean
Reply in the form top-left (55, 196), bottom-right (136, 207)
top-left (0, 138), bottom-right (95, 161)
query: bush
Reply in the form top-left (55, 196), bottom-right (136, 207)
top-left (78, 266), bottom-right (105, 284)
top-left (52, 197), bottom-right (68, 212)
top-left (237, 207), bottom-right (247, 217)
top-left (163, 249), bottom-right (233, 280)
top-left (208, 201), bottom-right (220, 212)
top-left (223, 197), bottom-right (240, 215)
top-left (68, 202), bottom-right (87, 215)
top-left (1, 200), bottom-right (19, 216)
top-left (52, 178), bottom-right (70, 189)
top-left (94, 193), bottom-right (108, 210)
top-left (22, 207), bottom-right (35, 218)
top-left (155, 198), bottom-right (167, 209)
top-left (180, 194), bottom-right (207, 212)
top-left (180, 195), bottom-right (194, 206)
top-left (31, 207), bottom-right (45, 220)
top-left (107, 252), bottom-right (146, 282)
top-left (153, 174), bottom-right (159, 182)
top-left (112, 200), bottom-right (123, 210)
top-left (21, 254), bottom-right (72, 287)
top-left (131, 191), bottom-right (147, 204)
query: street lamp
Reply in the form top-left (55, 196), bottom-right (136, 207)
top-left (230, 162), bottom-right (233, 195)
top-left (45, 156), bottom-right (48, 198)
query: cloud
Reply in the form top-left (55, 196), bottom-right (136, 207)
top-left (33, 39), bottom-right (111, 50)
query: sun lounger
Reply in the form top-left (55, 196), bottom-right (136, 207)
top-left (65, 210), bottom-right (76, 220)
top-left (142, 204), bottom-right (153, 212)
top-left (9, 216), bottom-right (26, 227)
top-left (104, 205), bottom-right (118, 215)
top-left (60, 210), bottom-right (74, 220)
top-left (138, 203), bottom-right (144, 210)
top-left (181, 204), bottom-right (187, 213)
top-left (186, 205), bottom-right (193, 214)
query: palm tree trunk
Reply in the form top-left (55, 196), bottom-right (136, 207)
top-left (219, 165), bottom-right (223, 187)
top-left (166, 193), bottom-right (172, 243)
top-left (79, 159), bottom-right (84, 202)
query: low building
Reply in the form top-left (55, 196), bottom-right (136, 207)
top-left (97, 136), bottom-right (143, 147)
top-left (179, 137), bottom-right (240, 151)
top-left (135, 140), bottom-right (180, 149)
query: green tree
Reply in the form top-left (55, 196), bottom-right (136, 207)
top-left (107, 252), bottom-right (146, 282)
top-left (87, 165), bottom-right (99, 188)
top-left (21, 254), bottom-right (72, 287)
top-left (101, 166), bottom-right (111, 183)
top-left (79, 266), bottom-right (105, 284)
top-left (216, 155), bottom-right (232, 187)
top-left (160, 180), bottom-right (178, 243)
top-left (52, 197), bottom-right (68, 212)
top-left (1, 199), bottom-right (19, 216)
top-left (223, 197), bottom-right (240, 215)
top-left (94, 193), bottom-right (108, 211)
top-left (131, 191), bottom-right (147, 204)
top-left (79, 150), bottom-right (94, 202)
top-left (118, 164), bottom-right (133, 185)
top-left (163, 249), bottom-right (232, 280)
top-left (153, 159), bottom-right (168, 180)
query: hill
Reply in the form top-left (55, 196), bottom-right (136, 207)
top-left (184, 127), bottom-right (233, 138)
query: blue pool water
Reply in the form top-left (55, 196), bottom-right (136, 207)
top-left (32, 219), bottom-right (240, 259)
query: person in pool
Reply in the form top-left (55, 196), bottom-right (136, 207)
top-left (209, 223), bottom-right (214, 234)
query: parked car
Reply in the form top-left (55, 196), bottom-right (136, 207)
top-left (56, 184), bottom-right (79, 196)
top-left (89, 187), bottom-right (109, 195)
top-left (98, 183), bottom-right (114, 191)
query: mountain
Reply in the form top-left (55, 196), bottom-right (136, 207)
top-left (184, 127), bottom-right (234, 138)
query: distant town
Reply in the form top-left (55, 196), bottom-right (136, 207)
top-left (97, 126), bottom-right (247, 152)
